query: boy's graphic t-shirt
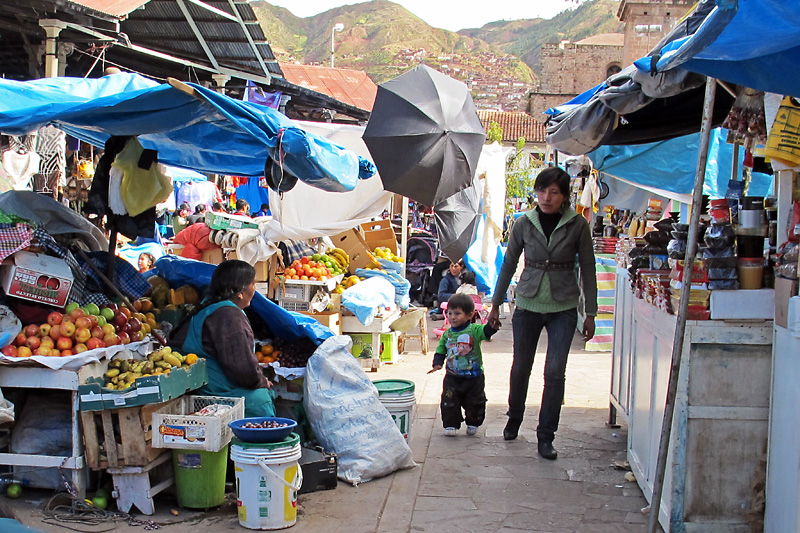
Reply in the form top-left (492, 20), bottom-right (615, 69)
top-left (436, 323), bottom-right (490, 378)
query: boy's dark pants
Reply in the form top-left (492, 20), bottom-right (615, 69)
top-left (441, 373), bottom-right (486, 429)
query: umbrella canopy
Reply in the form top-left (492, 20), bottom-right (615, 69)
top-left (363, 64), bottom-right (486, 206)
top-left (434, 173), bottom-right (481, 263)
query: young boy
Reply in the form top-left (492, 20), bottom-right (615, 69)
top-left (429, 293), bottom-right (498, 436)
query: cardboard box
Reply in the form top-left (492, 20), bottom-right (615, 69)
top-left (709, 289), bottom-right (775, 320)
top-left (775, 277), bottom-right (799, 328)
top-left (361, 219), bottom-right (398, 254)
top-left (330, 228), bottom-right (374, 271)
top-left (201, 247), bottom-right (224, 265)
top-left (348, 332), bottom-right (399, 363)
top-left (299, 446), bottom-right (337, 494)
top-left (0, 251), bottom-right (74, 307)
top-left (79, 358), bottom-right (208, 411)
top-left (228, 250), bottom-right (278, 284)
top-left (204, 211), bottom-right (258, 231)
top-left (298, 311), bottom-right (341, 335)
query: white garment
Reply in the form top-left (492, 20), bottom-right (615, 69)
top-left (1, 149), bottom-right (40, 190)
top-left (108, 166), bottom-right (127, 215)
top-left (474, 142), bottom-right (512, 265)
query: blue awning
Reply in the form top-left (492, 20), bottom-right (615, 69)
top-left (0, 73), bottom-right (376, 192)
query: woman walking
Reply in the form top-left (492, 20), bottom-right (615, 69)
top-left (487, 167), bottom-right (597, 460)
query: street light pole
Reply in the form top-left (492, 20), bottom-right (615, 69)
top-left (330, 23), bottom-right (344, 68)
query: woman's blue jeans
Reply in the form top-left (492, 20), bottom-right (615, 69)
top-left (509, 307), bottom-right (578, 443)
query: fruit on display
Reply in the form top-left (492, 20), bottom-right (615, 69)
top-left (6, 482), bottom-right (22, 499)
top-left (6, 301), bottom-right (156, 357)
top-left (259, 337), bottom-right (317, 368)
top-left (374, 247), bottom-right (403, 263)
top-left (327, 248), bottom-right (350, 272)
top-left (102, 347), bottom-right (199, 390)
top-left (283, 255), bottom-right (336, 282)
top-left (333, 275), bottom-right (361, 294)
top-left (242, 420), bottom-right (290, 429)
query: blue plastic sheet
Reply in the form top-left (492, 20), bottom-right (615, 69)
top-left (0, 73), bottom-right (376, 192)
top-left (341, 276), bottom-right (395, 326)
top-left (462, 215), bottom-right (504, 298)
top-left (154, 255), bottom-right (332, 344)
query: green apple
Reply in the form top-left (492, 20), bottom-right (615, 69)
top-left (84, 303), bottom-right (100, 316)
top-left (65, 302), bottom-right (80, 314)
top-left (92, 495), bottom-right (108, 510)
top-left (100, 308), bottom-right (115, 321)
top-left (96, 315), bottom-right (107, 327)
top-left (6, 483), bottom-right (21, 499)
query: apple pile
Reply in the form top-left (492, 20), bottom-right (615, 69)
top-left (2, 302), bottom-right (154, 358)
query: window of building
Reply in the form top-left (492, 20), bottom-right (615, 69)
top-left (606, 64), bottom-right (622, 78)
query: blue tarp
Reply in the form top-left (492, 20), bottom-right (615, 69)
top-left (588, 128), bottom-right (774, 198)
top-left (545, 81), bottom-right (608, 117)
top-left (154, 255), bottom-right (333, 345)
top-left (0, 73), bottom-right (376, 192)
top-left (635, 0), bottom-right (800, 99)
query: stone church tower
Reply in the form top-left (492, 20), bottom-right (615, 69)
top-left (528, 0), bottom-right (695, 121)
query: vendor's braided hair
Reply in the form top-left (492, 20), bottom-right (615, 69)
top-left (172, 259), bottom-right (256, 334)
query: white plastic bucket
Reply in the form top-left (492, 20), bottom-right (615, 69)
top-left (373, 379), bottom-right (416, 443)
top-left (230, 434), bottom-right (303, 530)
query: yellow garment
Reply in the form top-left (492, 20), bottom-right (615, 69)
top-left (764, 96), bottom-right (800, 167)
top-left (112, 138), bottom-right (173, 217)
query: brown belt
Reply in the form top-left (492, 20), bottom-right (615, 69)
top-left (525, 259), bottom-right (575, 271)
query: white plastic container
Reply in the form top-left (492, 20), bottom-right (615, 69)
top-left (231, 434), bottom-right (303, 530)
top-left (152, 395), bottom-right (244, 452)
top-left (373, 379), bottom-right (416, 443)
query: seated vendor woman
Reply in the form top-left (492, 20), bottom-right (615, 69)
top-left (170, 259), bottom-right (275, 417)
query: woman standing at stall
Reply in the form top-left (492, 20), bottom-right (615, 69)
top-left (487, 167), bottom-right (597, 460)
top-left (170, 260), bottom-right (274, 417)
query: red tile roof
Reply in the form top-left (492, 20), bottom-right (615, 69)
top-left (575, 33), bottom-right (625, 46)
top-left (68, 0), bottom-right (150, 18)
top-left (279, 63), bottom-right (378, 112)
top-left (477, 111), bottom-right (546, 144)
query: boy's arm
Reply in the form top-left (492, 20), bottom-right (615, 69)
top-left (431, 333), bottom-right (448, 369)
top-left (481, 322), bottom-right (498, 339)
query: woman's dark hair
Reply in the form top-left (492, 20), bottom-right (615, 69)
top-left (236, 198), bottom-right (250, 212)
top-left (460, 270), bottom-right (476, 286)
top-left (208, 260), bottom-right (256, 303)
top-left (534, 167), bottom-right (571, 197)
top-left (447, 293), bottom-right (475, 314)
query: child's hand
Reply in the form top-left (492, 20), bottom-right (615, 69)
top-left (427, 365), bottom-right (443, 374)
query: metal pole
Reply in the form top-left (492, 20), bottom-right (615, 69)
top-left (401, 196), bottom-right (409, 279)
top-left (330, 26), bottom-right (335, 68)
top-left (732, 142), bottom-right (740, 182)
top-left (647, 76), bottom-right (717, 533)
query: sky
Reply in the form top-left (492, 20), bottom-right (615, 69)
top-left (264, 0), bottom-right (583, 32)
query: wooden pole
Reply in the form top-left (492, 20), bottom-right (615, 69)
top-left (401, 196), bottom-right (409, 279)
top-left (647, 76), bottom-right (717, 533)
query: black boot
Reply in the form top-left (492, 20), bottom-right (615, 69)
top-left (503, 418), bottom-right (522, 441)
top-left (538, 440), bottom-right (558, 460)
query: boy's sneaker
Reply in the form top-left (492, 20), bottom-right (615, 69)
top-left (466, 425), bottom-right (479, 436)
top-left (444, 427), bottom-right (458, 437)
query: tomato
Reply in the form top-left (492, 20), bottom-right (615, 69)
top-left (300, 256), bottom-right (310, 264)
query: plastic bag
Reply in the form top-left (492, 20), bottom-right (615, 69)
top-left (0, 388), bottom-right (14, 426)
top-left (303, 336), bottom-right (416, 485)
top-left (113, 137), bottom-right (173, 217)
top-left (0, 305), bottom-right (22, 349)
top-left (341, 276), bottom-right (395, 326)
top-left (354, 268), bottom-right (412, 310)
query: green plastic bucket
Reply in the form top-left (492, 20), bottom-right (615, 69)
top-left (230, 434), bottom-right (302, 530)
top-left (373, 379), bottom-right (416, 443)
top-left (172, 444), bottom-right (229, 509)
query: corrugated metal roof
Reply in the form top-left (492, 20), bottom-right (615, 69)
top-left (279, 63), bottom-right (377, 112)
top-left (575, 33), bottom-right (625, 46)
top-left (68, 0), bottom-right (150, 18)
top-left (477, 111), bottom-right (546, 144)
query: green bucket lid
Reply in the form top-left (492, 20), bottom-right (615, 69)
top-left (373, 379), bottom-right (415, 395)
top-left (231, 433), bottom-right (300, 451)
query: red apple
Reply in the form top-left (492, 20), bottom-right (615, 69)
top-left (129, 331), bottom-right (143, 343)
top-left (113, 313), bottom-right (128, 328)
top-left (33, 347), bottom-right (51, 356)
top-left (68, 308), bottom-right (86, 321)
top-left (74, 327), bottom-right (91, 344)
top-left (119, 323), bottom-right (132, 334)
top-left (90, 326), bottom-right (104, 339)
top-left (102, 303), bottom-right (118, 313)
top-left (60, 321), bottom-right (76, 338)
top-left (74, 342), bottom-right (89, 353)
top-left (119, 307), bottom-right (132, 319)
top-left (56, 336), bottom-right (73, 351)
top-left (102, 333), bottom-right (119, 347)
top-left (101, 324), bottom-right (116, 337)
top-left (49, 325), bottom-right (62, 340)
top-left (39, 337), bottom-right (54, 350)
top-left (117, 332), bottom-right (131, 345)
top-left (1, 345), bottom-right (17, 357)
top-left (75, 317), bottom-right (92, 330)
top-left (14, 332), bottom-right (27, 346)
top-left (85, 338), bottom-right (104, 351)
top-left (47, 311), bottom-right (63, 326)
top-left (87, 315), bottom-right (99, 327)
top-left (39, 323), bottom-right (52, 338)
top-left (24, 324), bottom-right (39, 338)
top-left (128, 317), bottom-right (142, 333)
top-left (60, 350), bottom-right (73, 357)
top-left (25, 336), bottom-right (41, 350)
top-left (16, 346), bottom-right (32, 357)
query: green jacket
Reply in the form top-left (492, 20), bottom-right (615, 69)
top-left (492, 207), bottom-right (598, 316)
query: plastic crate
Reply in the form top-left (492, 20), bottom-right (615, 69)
top-left (151, 395), bottom-right (244, 452)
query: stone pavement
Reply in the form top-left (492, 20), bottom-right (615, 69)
top-left (2, 318), bottom-right (656, 532)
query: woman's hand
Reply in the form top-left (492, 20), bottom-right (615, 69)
top-left (582, 316), bottom-right (596, 341)
top-left (487, 307), bottom-right (502, 330)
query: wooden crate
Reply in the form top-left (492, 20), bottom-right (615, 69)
top-left (80, 398), bottom-right (181, 469)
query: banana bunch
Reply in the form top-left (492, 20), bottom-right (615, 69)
top-left (103, 348), bottom-right (200, 390)
top-left (328, 248), bottom-right (350, 272)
